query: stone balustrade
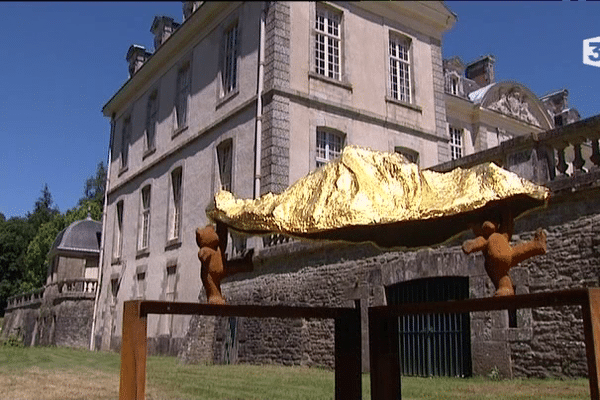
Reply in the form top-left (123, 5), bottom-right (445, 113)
top-left (5, 279), bottom-right (98, 311)
top-left (431, 114), bottom-right (600, 194)
top-left (53, 278), bottom-right (98, 296)
top-left (6, 288), bottom-right (44, 310)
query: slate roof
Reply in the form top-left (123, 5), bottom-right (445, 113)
top-left (50, 216), bottom-right (102, 256)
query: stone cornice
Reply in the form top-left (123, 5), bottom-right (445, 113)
top-left (266, 86), bottom-right (441, 143)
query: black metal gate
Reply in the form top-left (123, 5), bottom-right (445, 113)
top-left (386, 276), bottom-right (472, 377)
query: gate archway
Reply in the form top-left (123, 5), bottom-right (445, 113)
top-left (385, 276), bottom-right (472, 377)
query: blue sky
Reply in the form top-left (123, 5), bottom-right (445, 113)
top-left (1, 1), bottom-right (599, 219)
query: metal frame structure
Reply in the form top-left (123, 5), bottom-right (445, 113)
top-left (118, 301), bottom-right (361, 400)
top-left (369, 288), bottom-right (600, 400)
top-left (118, 288), bottom-right (600, 400)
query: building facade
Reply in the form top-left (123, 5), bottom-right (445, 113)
top-left (93, 0), bottom-right (458, 354)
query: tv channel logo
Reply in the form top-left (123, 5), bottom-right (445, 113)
top-left (584, 36), bottom-right (600, 67)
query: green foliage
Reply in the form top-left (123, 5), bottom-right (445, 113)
top-left (1, 334), bottom-right (24, 348)
top-left (79, 161), bottom-right (107, 208)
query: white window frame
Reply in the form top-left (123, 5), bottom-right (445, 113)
top-left (175, 63), bottom-right (190, 131)
top-left (145, 90), bottom-right (158, 153)
top-left (222, 22), bottom-right (239, 96)
top-left (389, 34), bottom-right (411, 103)
top-left (316, 128), bottom-right (345, 168)
top-left (167, 167), bottom-right (183, 243)
top-left (112, 200), bottom-right (124, 261)
top-left (138, 185), bottom-right (151, 251)
top-left (314, 5), bottom-right (342, 81)
top-left (217, 139), bottom-right (233, 192)
top-left (449, 126), bottom-right (463, 160)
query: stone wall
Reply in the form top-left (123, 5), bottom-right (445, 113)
top-left (1, 288), bottom-right (96, 349)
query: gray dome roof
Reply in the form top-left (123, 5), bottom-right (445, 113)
top-left (50, 216), bottom-right (102, 257)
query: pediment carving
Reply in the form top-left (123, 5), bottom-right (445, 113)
top-left (488, 88), bottom-right (540, 126)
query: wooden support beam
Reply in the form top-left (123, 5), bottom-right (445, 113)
top-left (583, 288), bottom-right (600, 400)
top-left (119, 300), bottom-right (147, 400)
top-left (369, 309), bottom-right (400, 400)
top-left (335, 308), bottom-right (362, 400)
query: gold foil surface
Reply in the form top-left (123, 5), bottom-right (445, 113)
top-left (207, 146), bottom-right (549, 249)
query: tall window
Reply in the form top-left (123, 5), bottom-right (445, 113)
top-left (120, 117), bottom-right (131, 169)
top-left (138, 185), bottom-right (151, 251)
top-left (145, 91), bottom-right (158, 152)
top-left (168, 167), bottom-right (183, 242)
top-left (316, 129), bottom-right (344, 168)
top-left (217, 139), bottom-right (233, 192)
top-left (314, 6), bottom-right (341, 80)
top-left (450, 76), bottom-right (459, 96)
top-left (175, 63), bottom-right (190, 130)
top-left (136, 271), bottom-right (146, 299)
top-left (112, 200), bottom-right (124, 260)
top-left (449, 126), bottom-right (463, 160)
top-left (389, 35), bottom-right (411, 103)
top-left (222, 23), bottom-right (238, 95)
top-left (166, 265), bottom-right (177, 301)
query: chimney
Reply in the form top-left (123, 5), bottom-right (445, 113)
top-left (183, 2), bottom-right (203, 21)
top-left (151, 16), bottom-right (181, 51)
top-left (126, 44), bottom-right (152, 78)
top-left (465, 55), bottom-right (496, 87)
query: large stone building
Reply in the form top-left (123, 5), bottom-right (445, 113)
top-left (91, 1), bottom-right (595, 379)
top-left (93, 0), bottom-right (459, 353)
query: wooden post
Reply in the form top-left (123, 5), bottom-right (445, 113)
top-left (583, 288), bottom-right (600, 400)
top-left (369, 309), bottom-right (400, 400)
top-left (119, 300), bottom-right (147, 400)
top-left (334, 308), bottom-right (362, 400)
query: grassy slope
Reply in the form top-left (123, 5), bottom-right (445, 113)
top-left (0, 346), bottom-right (590, 400)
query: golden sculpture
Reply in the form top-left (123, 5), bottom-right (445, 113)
top-left (207, 146), bottom-right (549, 249)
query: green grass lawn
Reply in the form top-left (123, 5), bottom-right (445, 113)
top-left (0, 345), bottom-right (590, 399)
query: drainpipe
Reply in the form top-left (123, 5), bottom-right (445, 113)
top-left (254, 1), bottom-right (267, 199)
top-left (90, 114), bottom-right (114, 351)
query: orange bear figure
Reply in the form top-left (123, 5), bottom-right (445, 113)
top-left (462, 210), bottom-right (547, 297)
top-left (196, 223), bottom-right (253, 305)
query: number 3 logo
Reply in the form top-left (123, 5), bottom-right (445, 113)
top-left (584, 37), bottom-right (600, 67)
top-left (588, 42), bottom-right (600, 62)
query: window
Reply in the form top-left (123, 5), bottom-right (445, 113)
top-left (314, 5), bottom-right (341, 80)
top-left (222, 23), bottom-right (239, 95)
top-left (316, 129), bottom-right (344, 168)
top-left (449, 126), bottom-right (463, 160)
top-left (175, 63), bottom-right (190, 130)
top-left (112, 201), bottom-right (124, 260)
top-left (138, 185), bottom-right (151, 251)
top-left (389, 35), bottom-right (411, 103)
top-left (217, 139), bottom-right (233, 192)
top-left (110, 277), bottom-right (119, 306)
top-left (395, 146), bottom-right (419, 165)
top-left (450, 76), bottom-right (459, 96)
top-left (136, 271), bottom-right (146, 299)
top-left (145, 91), bottom-right (158, 152)
top-left (168, 167), bottom-right (183, 242)
top-left (166, 265), bottom-right (177, 301)
top-left (120, 117), bottom-right (131, 169)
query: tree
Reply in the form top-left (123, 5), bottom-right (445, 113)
top-left (80, 161), bottom-right (107, 207)
top-left (0, 217), bottom-right (35, 314)
top-left (28, 184), bottom-right (59, 231)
